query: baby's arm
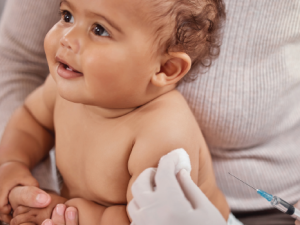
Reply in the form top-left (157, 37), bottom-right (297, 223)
top-left (126, 117), bottom-right (200, 207)
top-left (0, 75), bottom-right (56, 167)
top-left (0, 75), bottom-right (57, 220)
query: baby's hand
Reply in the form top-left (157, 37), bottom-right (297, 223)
top-left (42, 204), bottom-right (79, 225)
top-left (9, 188), bottom-right (67, 225)
top-left (0, 161), bottom-right (39, 223)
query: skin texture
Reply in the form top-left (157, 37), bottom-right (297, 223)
top-left (0, 0), bottom-right (230, 224)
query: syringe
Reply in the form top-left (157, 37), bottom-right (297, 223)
top-left (228, 172), bottom-right (300, 221)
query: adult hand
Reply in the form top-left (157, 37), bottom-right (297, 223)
top-left (7, 186), bottom-right (51, 225)
top-left (127, 150), bottom-right (227, 225)
top-left (9, 186), bottom-right (66, 225)
top-left (0, 162), bottom-right (41, 223)
top-left (42, 204), bottom-right (79, 225)
top-left (294, 200), bottom-right (300, 225)
top-left (8, 186), bottom-right (51, 211)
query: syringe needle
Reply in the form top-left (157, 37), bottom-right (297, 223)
top-left (228, 172), bottom-right (257, 191)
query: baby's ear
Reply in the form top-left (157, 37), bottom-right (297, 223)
top-left (151, 52), bottom-right (191, 87)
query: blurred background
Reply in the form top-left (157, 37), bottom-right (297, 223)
top-left (0, 0), bottom-right (6, 20)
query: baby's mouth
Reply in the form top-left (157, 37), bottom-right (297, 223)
top-left (56, 57), bottom-right (83, 79)
top-left (62, 63), bottom-right (82, 74)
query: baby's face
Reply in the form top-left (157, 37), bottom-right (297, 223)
top-left (45, 0), bottom-right (166, 108)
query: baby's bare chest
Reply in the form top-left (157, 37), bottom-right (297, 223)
top-left (54, 104), bottom-right (135, 206)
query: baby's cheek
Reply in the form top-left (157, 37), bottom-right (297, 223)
top-left (44, 24), bottom-right (62, 62)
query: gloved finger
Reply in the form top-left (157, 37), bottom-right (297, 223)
top-left (177, 169), bottom-right (207, 209)
top-left (65, 207), bottom-right (79, 225)
top-left (9, 186), bottom-right (51, 209)
top-left (131, 168), bottom-right (158, 208)
top-left (13, 205), bottom-right (30, 217)
top-left (155, 151), bottom-right (182, 191)
top-left (131, 168), bottom-right (156, 197)
top-left (51, 204), bottom-right (67, 225)
top-left (127, 199), bottom-right (140, 218)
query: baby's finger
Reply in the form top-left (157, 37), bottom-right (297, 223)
top-left (13, 205), bottom-right (30, 217)
top-left (42, 219), bottom-right (54, 225)
top-left (65, 207), bottom-right (79, 225)
top-left (51, 204), bottom-right (67, 225)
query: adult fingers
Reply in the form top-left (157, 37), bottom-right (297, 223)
top-left (131, 168), bottom-right (156, 208)
top-left (127, 199), bottom-right (140, 219)
top-left (155, 151), bottom-right (182, 191)
top-left (10, 214), bottom-right (35, 225)
top-left (17, 223), bottom-right (35, 225)
top-left (9, 186), bottom-right (51, 209)
top-left (131, 168), bottom-right (156, 196)
top-left (13, 205), bottom-right (30, 217)
top-left (0, 186), bottom-right (13, 214)
top-left (0, 213), bottom-right (12, 224)
top-left (51, 204), bottom-right (67, 225)
top-left (176, 169), bottom-right (206, 209)
top-left (65, 207), bottom-right (79, 225)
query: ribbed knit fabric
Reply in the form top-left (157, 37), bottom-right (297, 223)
top-left (0, 0), bottom-right (299, 213)
top-left (0, 0), bottom-right (60, 137)
top-left (178, 0), bottom-right (300, 211)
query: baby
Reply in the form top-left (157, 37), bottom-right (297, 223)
top-left (0, 0), bottom-right (229, 224)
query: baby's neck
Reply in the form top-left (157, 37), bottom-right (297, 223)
top-left (82, 104), bottom-right (137, 119)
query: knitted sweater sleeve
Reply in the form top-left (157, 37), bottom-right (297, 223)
top-left (0, 0), bottom-right (60, 137)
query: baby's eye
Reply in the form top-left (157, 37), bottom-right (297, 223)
top-left (61, 10), bottom-right (74, 23)
top-left (93, 24), bottom-right (110, 37)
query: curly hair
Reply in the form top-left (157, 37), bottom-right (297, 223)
top-left (146, 0), bottom-right (226, 81)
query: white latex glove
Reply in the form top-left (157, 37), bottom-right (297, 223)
top-left (127, 149), bottom-right (226, 225)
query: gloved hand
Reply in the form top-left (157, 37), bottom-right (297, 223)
top-left (127, 150), bottom-right (227, 225)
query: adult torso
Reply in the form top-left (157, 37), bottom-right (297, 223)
top-left (178, 0), bottom-right (300, 211)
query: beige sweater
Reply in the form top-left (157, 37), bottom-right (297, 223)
top-left (0, 0), bottom-right (299, 212)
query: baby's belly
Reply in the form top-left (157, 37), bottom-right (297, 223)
top-left (56, 145), bottom-right (132, 206)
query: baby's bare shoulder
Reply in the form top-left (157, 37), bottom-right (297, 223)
top-left (127, 90), bottom-right (203, 199)
top-left (136, 90), bottom-right (200, 137)
top-left (129, 89), bottom-right (202, 168)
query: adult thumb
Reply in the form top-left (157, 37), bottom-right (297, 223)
top-left (9, 186), bottom-right (51, 209)
top-left (177, 169), bottom-right (208, 209)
